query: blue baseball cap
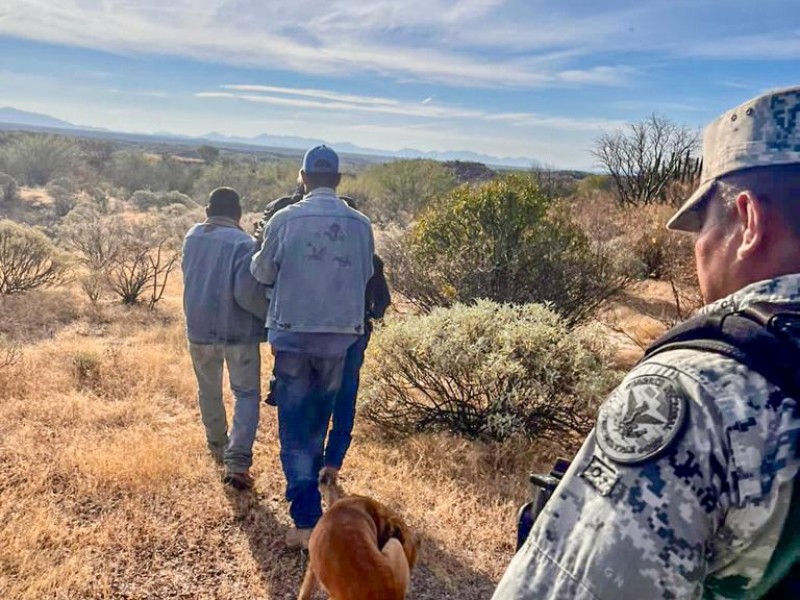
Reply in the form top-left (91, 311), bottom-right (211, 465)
top-left (302, 145), bottom-right (339, 174)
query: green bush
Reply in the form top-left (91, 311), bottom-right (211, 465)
top-left (0, 134), bottom-right (82, 186)
top-left (192, 158), bottom-right (298, 212)
top-left (354, 159), bottom-right (457, 224)
top-left (130, 189), bottom-right (194, 211)
top-left (361, 300), bottom-right (619, 442)
top-left (0, 173), bottom-right (18, 202)
top-left (0, 220), bottom-right (68, 295)
top-left (47, 183), bottom-right (77, 217)
top-left (106, 152), bottom-right (199, 195)
top-left (391, 174), bottom-right (630, 325)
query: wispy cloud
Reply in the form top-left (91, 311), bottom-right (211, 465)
top-left (611, 100), bottom-right (705, 113)
top-left (110, 89), bottom-right (169, 99)
top-left (0, 0), bottom-right (635, 88)
top-left (681, 32), bottom-right (800, 60)
top-left (196, 85), bottom-right (625, 132)
top-left (221, 85), bottom-right (402, 107)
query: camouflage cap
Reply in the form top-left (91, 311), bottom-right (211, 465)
top-left (668, 85), bottom-right (800, 232)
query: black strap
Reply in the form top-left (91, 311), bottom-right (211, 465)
top-left (643, 302), bottom-right (800, 599)
top-left (642, 302), bottom-right (800, 401)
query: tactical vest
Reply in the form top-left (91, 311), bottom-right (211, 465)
top-left (643, 302), bottom-right (800, 600)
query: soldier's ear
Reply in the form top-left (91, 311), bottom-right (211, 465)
top-left (735, 191), bottom-right (765, 260)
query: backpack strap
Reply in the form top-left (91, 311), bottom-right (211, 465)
top-left (643, 302), bottom-right (800, 600)
top-left (642, 302), bottom-right (800, 400)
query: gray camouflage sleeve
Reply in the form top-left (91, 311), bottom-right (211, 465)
top-left (493, 357), bottom-right (733, 600)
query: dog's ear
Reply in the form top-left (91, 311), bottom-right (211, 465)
top-left (318, 466), bottom-right (344, 506)
top-left (318, 467), bottom-right (337, 487)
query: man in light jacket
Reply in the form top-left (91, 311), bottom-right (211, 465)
top-left (182, 187), bottom-right (268, 491)
top-left (251, 145), bottom-right (374, 548)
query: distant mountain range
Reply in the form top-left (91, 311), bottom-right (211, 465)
top-left (0, 106), bottom-right (537, 169)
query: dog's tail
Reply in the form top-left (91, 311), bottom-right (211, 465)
top-left (318, 466), bottom-right (345, 506)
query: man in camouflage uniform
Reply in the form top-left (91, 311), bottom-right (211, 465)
top-left (493, 86), bottom-right (800, 599)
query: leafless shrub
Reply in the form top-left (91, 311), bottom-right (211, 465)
top-left (105, 219), bottom-right (180, 308)
top-left (592, 115), bottom-right (700, 207)
top-left (0, 336), bottom-right (20, 370)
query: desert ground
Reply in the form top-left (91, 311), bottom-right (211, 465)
top-left (0, 266), bottom-right (681, 600)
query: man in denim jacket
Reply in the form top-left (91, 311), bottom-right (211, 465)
top-left (182, 187), bottom-right (268, 490)
top-left (251, 146), bottom-right (374, 548)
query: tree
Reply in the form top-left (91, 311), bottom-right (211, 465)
top-left (592, 115), bottom-right (700, 207)
top-left (0, 221), bottom-right (68, 295)
top-left (197, 145), bottom-right (220, 163)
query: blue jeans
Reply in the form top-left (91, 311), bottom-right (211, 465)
top-left (273, 351), bottom-right (345, 528)
top-left (188, 343), bottom-right (261, 473)
top-left (324, 332), bottom-right (370, 470)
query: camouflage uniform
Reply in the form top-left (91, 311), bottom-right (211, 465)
top-left (492, 276), bottom-right (800, 599)
top-left (493, 86), bottom-right (800, 600)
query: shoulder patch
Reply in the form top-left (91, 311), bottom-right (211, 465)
top-left (596, 374), bottom-right (688, 465)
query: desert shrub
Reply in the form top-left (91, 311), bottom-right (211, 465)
top-left (88, 187), bottom-right (111, 213)
top-left (59, 208), bottom-right (183, 306)
top-left (79, 139), bottom-right (115, 169)
top-left (0, 173), bottom-right (18, 202)
top-left (530, 163), bottom-right (577, 200)
top-left (71, 350), bottom-right (103, 390)
top-left (0, 134), bottom-right (82, 186)
top-left (197, 145), bottom-right (220, 163)
top-left (361, 300), bottom-right (619, 442)
top-left (0, 220), bottom-right (68, 295)
top-left (59, 205), bottom-right (125, 271)
top-left (0, 334), bottom-right (21, 400)
top-left (104, 218), bottom-right (181, 307)
top-left (379, 226), bottom-right (450, 309)
top-left (593, 115), bottom-right (700, 207)
top-left (130, 189), bottom-right (194, 211)
top-left (47, 183), bottom-right (77, 217)
top-left (0, 335), bottom-right (20, 370)
top-left (391, 174), bottom-right (630, 325)
top-left (107, 152), bottom-right (199, 195)
top-left (576, 174), bottom-right (615, 197)
top-left (620, 204), bottom-right (695, 281)
top-left (193, 157), bottom-right (298, 212)
top-left (356, 159), bottom-right (457, 224)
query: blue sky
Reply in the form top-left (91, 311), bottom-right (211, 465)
top-left (0, 0), bottom-right (799, 169)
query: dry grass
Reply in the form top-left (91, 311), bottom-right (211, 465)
top-left (0, 280), bottom-right (561, 600)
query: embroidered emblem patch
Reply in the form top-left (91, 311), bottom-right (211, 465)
top-left (596, 375), bottom-right (687, 465)
top-left (580, 455), bottom-right (620, 496)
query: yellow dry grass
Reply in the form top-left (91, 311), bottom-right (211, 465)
top-left (0, 281), bottom-right (561, 599)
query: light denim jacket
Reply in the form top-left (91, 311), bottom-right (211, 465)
top-left (182, 217), bottom-right (268, 345)
top-left (250, 188), bottom-right (374, 334)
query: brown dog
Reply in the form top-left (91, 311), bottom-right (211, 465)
top-left (297, 468), bottom-right (420, 600)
